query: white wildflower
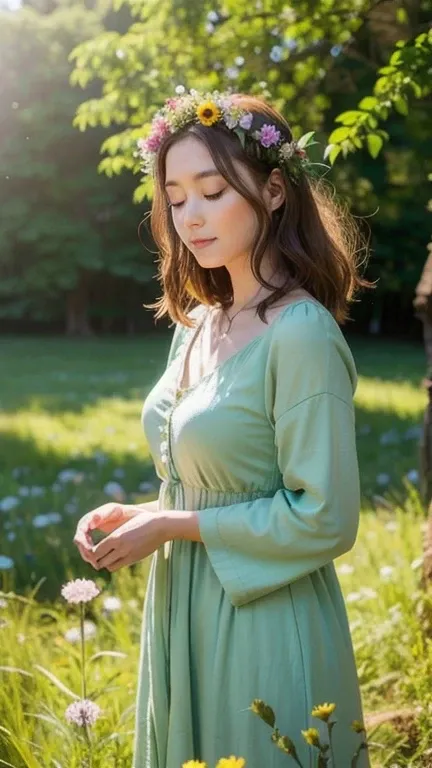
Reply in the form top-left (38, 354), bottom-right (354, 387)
top-left (65, 699), bottom-right (101, 727)
top-left (225, 67), bottom-right (239, 80)
top-left (58, 469), bottom-right (79, 483)
top-left (64, 621), bottom-right (97, 643)
top-left (30, 486), bottom-right (45, 497)
top-left (0, 496), bottom-right (19, 512)
top-left (376, 473), bottom-right (391, 486)
top-left (103, 482), bottom-right (126, 502)
top-left (270, 45), bottom-right (283, 63)
top-left (32, 512), bottom-right (62, 528)
top-left (360, 587), bottom-right (378, 600)
top-left (337, 563), bottom-right (354, 576)
top-left (61, 579), bottom-right (100, 604)
top-left (385, 520), bottom-right (399, 532)
top-left (103, 596), bottom-right (122, 612)
top-left (346, 591), bottom-right (362, 603)
top-left (380, 565), bottom-right (394, 581)
top-left (406, 469), bottom-right (419, 484)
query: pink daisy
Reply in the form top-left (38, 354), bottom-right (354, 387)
top-left (65, 699), bottom-right (101, 727)
top-left (61, 578), bottom-right (100, 604)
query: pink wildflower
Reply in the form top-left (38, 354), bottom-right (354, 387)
top-left (61, 578), bottom-right (100, 604)
top-left (258, 124), bottom-right (281, 148)
top-left (65, 699), bottom-right (101, 727)
top-left (165, 98), bottom-right (179, 109)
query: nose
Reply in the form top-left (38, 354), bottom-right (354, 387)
top-left (182, 197), bottom-right (205, 229)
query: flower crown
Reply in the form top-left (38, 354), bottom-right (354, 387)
top-left (137, 87), bottom-right (316, 183)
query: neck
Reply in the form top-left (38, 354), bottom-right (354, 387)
top-left (225, 253), bottom-right (282, 313)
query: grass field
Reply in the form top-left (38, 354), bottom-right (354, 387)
top-left (0, 332), bottom-right (430, 767)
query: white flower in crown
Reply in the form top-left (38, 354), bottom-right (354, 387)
top-left (223, 112), bottom-right (239, 129)
top-left (279, 141), bottom-right (296, 161)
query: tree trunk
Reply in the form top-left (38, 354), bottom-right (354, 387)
top-left (66, 271), bottom-right (94, 336)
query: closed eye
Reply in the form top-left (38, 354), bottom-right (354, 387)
top-left (168, 190), bottom-right (225, 208)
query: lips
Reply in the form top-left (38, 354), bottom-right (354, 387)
top-left (191, 238), bottom-right (216, 246)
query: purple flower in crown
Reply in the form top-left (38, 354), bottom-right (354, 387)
top-left (258, 123), bottom-right (281, 148)
top-left (239, 112), bottom-right (253, 130)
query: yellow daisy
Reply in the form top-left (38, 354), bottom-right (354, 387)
top-left (196, 101), bottom-right (221, 126)
top-left (311, 702), bottom-right (336, 722)
top-left (182, 761), bottom-right (207, 768)
top-left (301, 728), bottom-right (321, 747)
top-left (215, 758), bottom-right (246, 768)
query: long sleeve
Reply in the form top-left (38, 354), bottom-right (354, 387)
top-left (197, 304), bottom-right (360, 608)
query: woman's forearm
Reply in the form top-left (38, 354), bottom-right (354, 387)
top-left (137, 501), bottom-right (202, 542)
top-left (137, 500), bottom-right (159, 513)
top-left (160, 510), bottom-right (202, 543)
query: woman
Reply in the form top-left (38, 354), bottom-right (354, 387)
top-left (74, 89), bottom-right (372, 768)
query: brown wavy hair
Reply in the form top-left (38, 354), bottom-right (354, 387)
top-left (144, 93), bottom-right (373, 327)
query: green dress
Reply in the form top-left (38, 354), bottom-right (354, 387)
top-left (133, 299), bottom-right (369, 768)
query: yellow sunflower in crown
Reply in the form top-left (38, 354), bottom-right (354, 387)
top-left (196, 100), bottom-right (221, 126)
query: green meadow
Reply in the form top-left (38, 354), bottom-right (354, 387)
top-left (0, 334), bottom-right (430, 767)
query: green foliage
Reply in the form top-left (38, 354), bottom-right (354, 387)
top-left (327, 29), bottom-right (432, 160)
top-left (0, 0), bottom-right (431, 327)
top-left (0, 5), bottom-right (147, 329)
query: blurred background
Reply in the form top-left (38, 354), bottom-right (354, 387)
top-left (0, 3), bottom-right (432, 765)
top-left (0, 0), bottom-right (430, 338)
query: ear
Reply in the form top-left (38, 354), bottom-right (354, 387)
top-left (263, 168), bottom-right (286, 214)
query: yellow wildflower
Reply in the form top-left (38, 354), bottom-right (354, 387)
top-left (250, 698), bottom-right (276, 728)
top-left (311, 702), bottom-right (336, 722)
top-left (271, 732), bottom-right (298, 757)
top-left (301, 728), bottom-right (321, 748)
top-left (182, 761), bottom-right (206, 768)
top-left (351, 719), bottom-right (366, 734)
top-left (196, 101), bottom-right (221, 126)
top-left (215, 758), bottom-right (246, 768)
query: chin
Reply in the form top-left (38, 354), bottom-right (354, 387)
top-left (194, 253), bottom-right (228, 270)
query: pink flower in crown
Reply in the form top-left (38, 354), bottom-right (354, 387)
top-left (143, 117), bottom-right (171, 153)
top-left (165, 98), bottom-right (179, 109)
top-left (258, 123), bottom-right (281, 148)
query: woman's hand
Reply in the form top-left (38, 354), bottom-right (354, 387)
top-left (73, 503), bottom-right (143, 565)
top-left (88, 511), bottom-right (166, 572)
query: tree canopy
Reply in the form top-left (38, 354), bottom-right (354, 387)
top-left (1, 0), bottom-right (430, 334)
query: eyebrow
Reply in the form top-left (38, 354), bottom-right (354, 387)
top-left (164, 169), bottom-right (222, 188)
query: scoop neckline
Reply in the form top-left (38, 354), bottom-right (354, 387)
top-left (175, 297), bottom-right (323, 397)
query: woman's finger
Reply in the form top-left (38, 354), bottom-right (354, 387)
top-left (73, 527), bottom-right (93, 551)
top-left (76, 542), bottom-right (95, 566)
top-left (94, 545), bottom-right (119, 571)
top-left (106, 556), bottom-right (126, 572)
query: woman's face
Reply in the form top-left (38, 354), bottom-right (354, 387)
top-left (164, 135), bottom-right (260, 271)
